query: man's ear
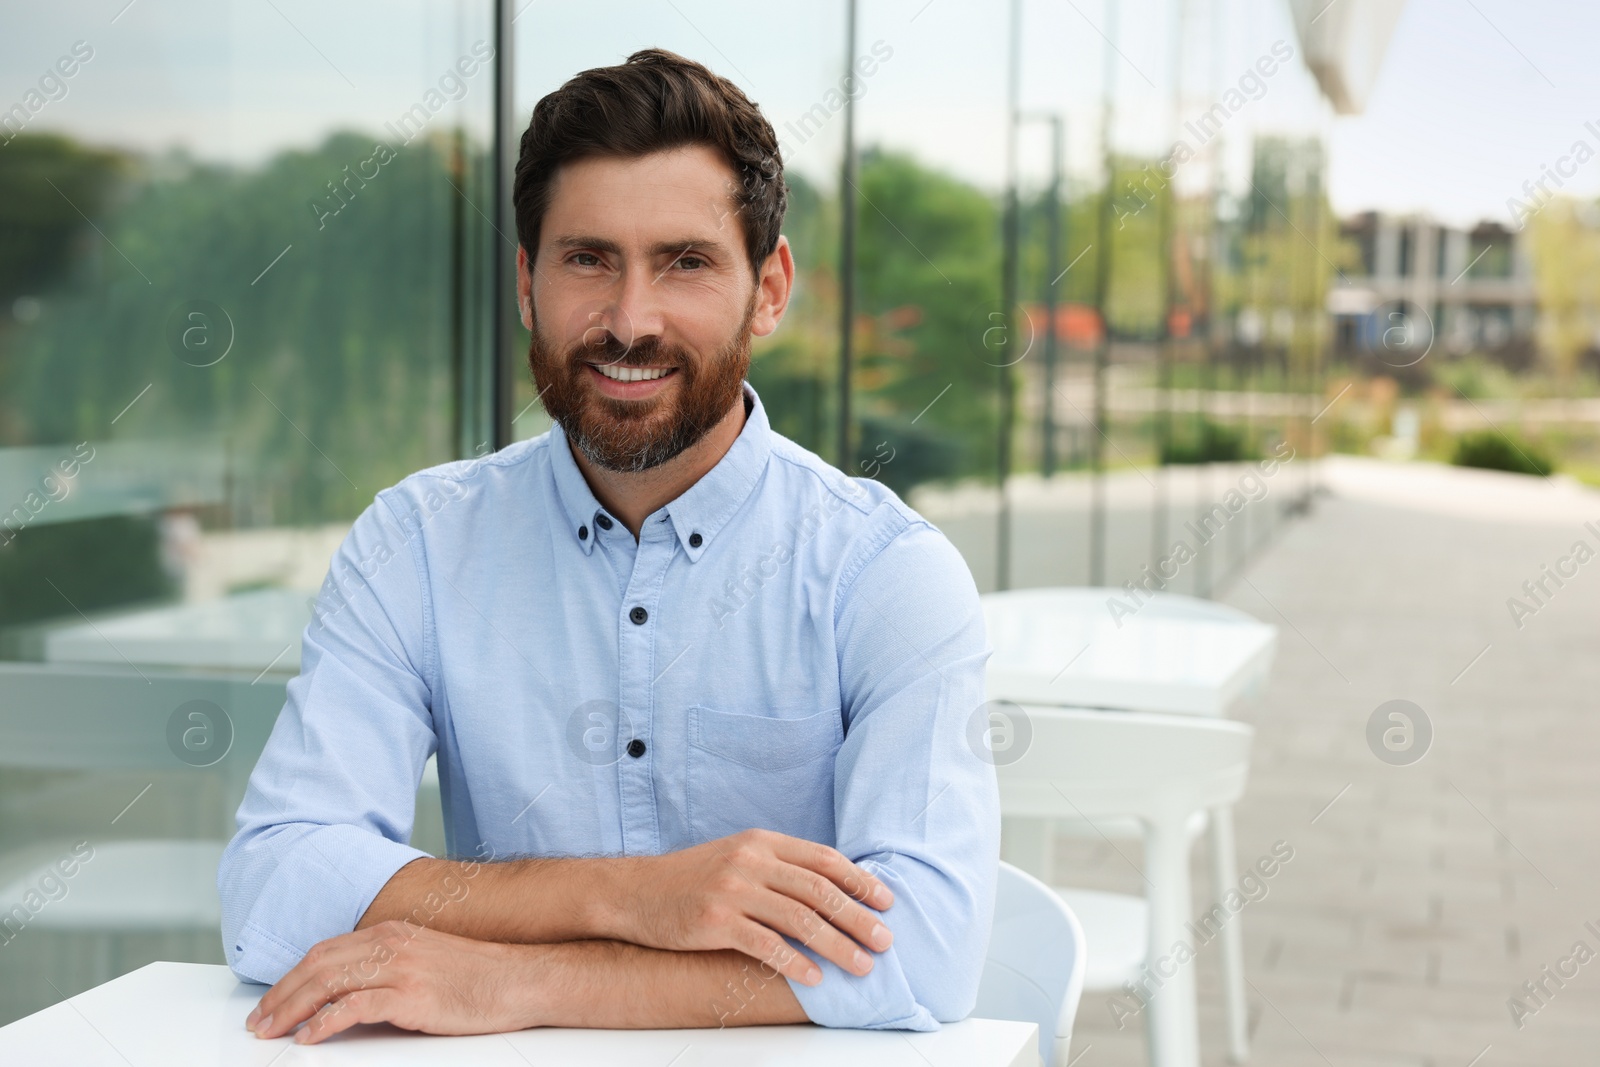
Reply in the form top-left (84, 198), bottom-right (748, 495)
top-left (749, 235), bottom-right (794, 338)
top-left (516, 245), bottom-right (534, 331)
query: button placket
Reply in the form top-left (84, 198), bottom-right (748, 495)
top-left (614, 520), bottom-right (670, 856)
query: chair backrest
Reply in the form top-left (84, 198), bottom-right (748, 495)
top-left (975, 860), bottom-right (1087, 1067)
top-left (991, 704), bottom-right (1254, 824)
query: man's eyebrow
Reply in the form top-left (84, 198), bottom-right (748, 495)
top-left (549, 234), bottom-right (735, 257)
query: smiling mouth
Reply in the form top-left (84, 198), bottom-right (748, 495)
top-left (588, 363), bottom-right (677, 383)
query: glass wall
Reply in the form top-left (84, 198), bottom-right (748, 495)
top-left (0, 0), bottom-right (495, 1023)
top-left (740, 0), bottom-right (1340, 597)
top-left (0, 0), bottom-right (1343, 1027)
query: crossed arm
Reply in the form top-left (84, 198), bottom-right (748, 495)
top-left (246, 829), bottom-right (897, 1044)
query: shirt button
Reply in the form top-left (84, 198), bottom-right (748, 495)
top-left (629, 606), bottom-right (648, 625)
top-left (578, 525), bottom-right (588, 540)
top-left (689, 532), bottom-right (702, 548)
top-left (595, 513), bottom-right (614, 531)
top-left (627, 738), bottom-right (646, 758)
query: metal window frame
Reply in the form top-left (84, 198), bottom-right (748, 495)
top-left (456, 0), bottom-right (519, 458)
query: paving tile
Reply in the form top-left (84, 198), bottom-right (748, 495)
top-left (1003, 482), bottom-right (1600, 1066)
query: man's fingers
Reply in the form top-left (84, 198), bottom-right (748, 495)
top-left (255, 966), bottom-right (376, 1040)
top-left (251, 929), bottom-right (394, 1039)
top-left (750, 889), bottom-right (875, 978)
top-left (295, 989), bottom-right (395, 1045)
top-left (769, 863), bottom-right (893, 955)
top-left (254, 975), bottom-right (345, 1040)
top-left (772, 836), bottom-right (893, 911)
top-left (251, 939), bottom-right (344, 1028)
top-left (733, 919), bottom-right (821, 987)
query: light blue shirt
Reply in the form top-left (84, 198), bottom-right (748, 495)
top-left (218, 383), bottom-right (1000, 1031)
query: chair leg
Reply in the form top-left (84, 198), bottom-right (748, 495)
top-left (1001, 815), bottom-right (1055, 882)
top-left (1209, 806), bottom-right (1250, 1062)
top-left (1143, 818), bottom-right (1200, 1067)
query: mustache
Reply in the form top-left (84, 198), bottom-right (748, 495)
top-left (572, 333), bottom-right (682, 368)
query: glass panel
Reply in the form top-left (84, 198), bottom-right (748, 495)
top-left (0, 0), bottom-right (493, 1023)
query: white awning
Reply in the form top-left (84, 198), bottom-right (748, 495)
top-left (1287, 0), bottom-right (1408, 115)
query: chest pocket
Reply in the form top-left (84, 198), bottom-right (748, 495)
top-left (686, 705), bottom-right (843, 846)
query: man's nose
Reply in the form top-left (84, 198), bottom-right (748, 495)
top-left (592, 262), bottom-right (667, 355)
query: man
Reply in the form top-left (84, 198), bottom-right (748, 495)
top-left (219, 48), bottom-right (999, 1045)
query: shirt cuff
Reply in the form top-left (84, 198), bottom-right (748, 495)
top-left (781, 937), bottom-right (940, 1031)
top-left (226, 824), bottom-right (428, 985)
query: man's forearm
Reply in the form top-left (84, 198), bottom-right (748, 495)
top-left (517, 940), bottom-right (807, 1029)
top-left (353, 830), bottom-right (896, 992)
top-left (358, 855), bottom-right (632, 945)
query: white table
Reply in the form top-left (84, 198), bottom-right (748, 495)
top-left (982, 587), bottom-right (1276, 1065)
top-left (43, 588), bottom-right (311, 674)
top-left (0, 963), bottom-right (1040, 1067)
top-left (982, 587), bottom-right (1276, 715)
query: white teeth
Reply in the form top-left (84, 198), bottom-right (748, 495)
top-left (593, 364), bottom-right (671, 383)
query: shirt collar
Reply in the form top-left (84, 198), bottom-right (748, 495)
top-left (547, 382), bottom-right (772, 561)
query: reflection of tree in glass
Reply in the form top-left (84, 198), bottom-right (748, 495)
top-left (1, 129), bottom-right (470, 526)
top-left (0, 133), bottom-right (124, 445)
top-left (4, 129), bottom-right (1342, 520)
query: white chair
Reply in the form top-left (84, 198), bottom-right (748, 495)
top-left (995, 706), bottom-right (1254, 1067)
top-left (984, 587), bottom-right (1268, 1062)
top-left (976, 861), bottom-right (1087, 1067)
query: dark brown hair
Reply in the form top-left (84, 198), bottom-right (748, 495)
top-left (513, 48), bottom-right (786, 278)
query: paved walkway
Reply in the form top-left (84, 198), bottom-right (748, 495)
top-left (1055, 458), bottom-right (1600, 1066)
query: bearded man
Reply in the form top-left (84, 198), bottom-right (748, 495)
top-left (219, 48), bottom-right (998, 1045)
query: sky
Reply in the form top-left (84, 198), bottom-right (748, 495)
top-left (1325, 0), bottom-right (1600, 228)
top-left (2, 0), bottom-right (1595, 228)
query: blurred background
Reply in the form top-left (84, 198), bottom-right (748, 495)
top-left (3, 0), bottom-right (1599, 1062)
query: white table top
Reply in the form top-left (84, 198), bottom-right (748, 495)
top-left (982, 587), bottom-right (1277, 716)
top-left (43, 588), bottom-right (309, 674)
top-left (0, 963), bottom-right (1040, 1067)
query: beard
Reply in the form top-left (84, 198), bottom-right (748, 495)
top-left (528, 298), bottom-right (754, 473)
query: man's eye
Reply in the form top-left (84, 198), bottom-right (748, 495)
top-left (572, 253), bottom-right (601, 267)
top-left (676, 255), bottom-right (706, 271)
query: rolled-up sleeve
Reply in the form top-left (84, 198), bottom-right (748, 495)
top-left (218, 491), bottom-right (437, 984)
top-left (785, 510), bottom-right (1001, 1030)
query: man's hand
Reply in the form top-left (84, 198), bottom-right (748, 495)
top-left (604, 828), bottom-right (896, 987)
top-left (245, 922), bottom-right (537, 1045)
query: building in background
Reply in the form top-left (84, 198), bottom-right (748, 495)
top-left (1330, 212), bottom-right (1537, 367)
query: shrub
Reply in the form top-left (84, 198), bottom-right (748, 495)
top-left (1160, 419), bottom-right (1259, 465)
top-left (1450, 429), bottom-right (1554, 476)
